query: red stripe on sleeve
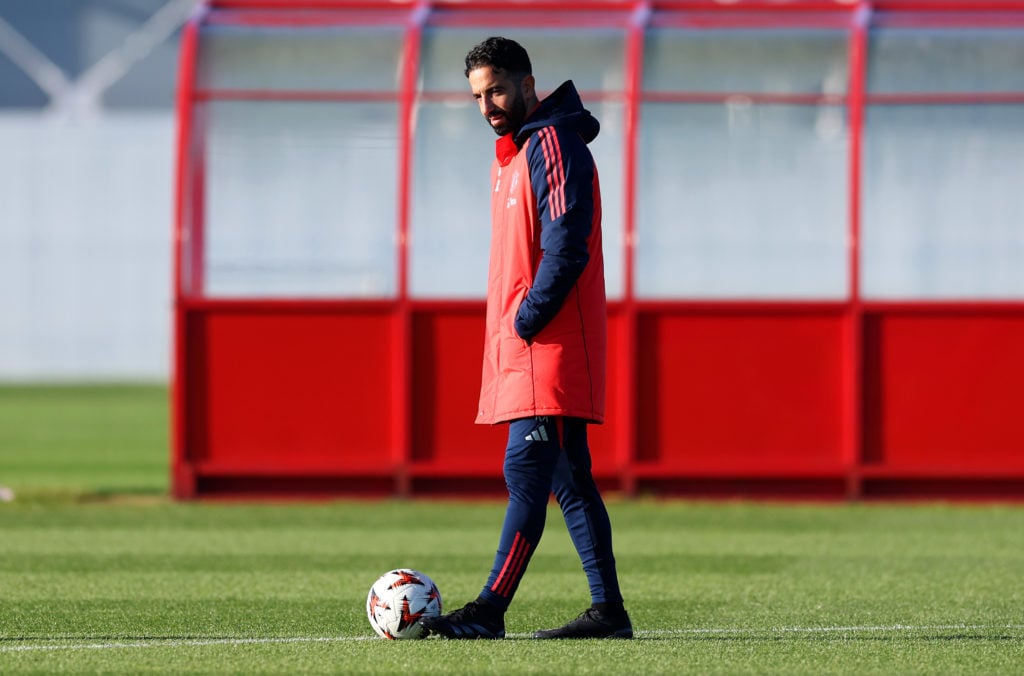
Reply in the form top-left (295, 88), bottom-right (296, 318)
top-left (539, 127), bottom-right (566, 220)
top-left (538, 130), bottom-right (557, 220)
top-left (548, 129), bottom-right (567, 217)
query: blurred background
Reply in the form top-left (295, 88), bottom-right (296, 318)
top-left (2, 0), bottom-right (1023, 500)
top-left (1, 0), bottom-right (198, 381)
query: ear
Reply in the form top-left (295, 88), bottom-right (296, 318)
top-left (520, 74), bottom-right (536, 100)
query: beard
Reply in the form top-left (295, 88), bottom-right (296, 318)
top-left (487, 91), bottom-right (528, 137)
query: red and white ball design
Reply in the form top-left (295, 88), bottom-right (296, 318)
top-left (366, 569), bottom-right (442, 640)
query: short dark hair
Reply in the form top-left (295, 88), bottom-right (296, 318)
top-left (464, 36), bottom-right (532, 80)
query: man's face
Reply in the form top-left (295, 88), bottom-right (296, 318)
top-left (467, 66), bottom-right (530, 137)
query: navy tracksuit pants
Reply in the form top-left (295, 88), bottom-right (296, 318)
top-left (478, 416), bottom-right (623, 611)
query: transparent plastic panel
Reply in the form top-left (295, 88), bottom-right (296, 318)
top-left (862, 105), bottom-right (1024, 299)
top-left (643, 28), bottom-right (849, 94)
top-left (203, 101), bottom-right (398, 298)
top-left (409, 102), bottom-right (493, 299)
top-left (410, 100), bottom-right (625, 299)
top-left (197, 23), bottom-right (404, 91)
top-left (593, 100), bottom-right (626, 301)
top-left (411, 26), bottom-right (627, 299)
top-left (636, 103), bottom-right (848, 299)
top-left (868, 28), bottom-right (1024, 93)
top-left (419, 26), bottom-right (626, 93)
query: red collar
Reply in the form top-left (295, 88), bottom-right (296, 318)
top-left (495, 133), bottom-right (518, 167)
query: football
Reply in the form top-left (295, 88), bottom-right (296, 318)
top-left (366, 568), bottom-right (442, 639)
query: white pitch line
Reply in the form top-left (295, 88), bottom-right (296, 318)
top-left (0, 636), bottom-right (375, 654)
top-left (3, 624), bottom-right (1022, 654)
top-left (641, 623), bottom-right (1024, 636)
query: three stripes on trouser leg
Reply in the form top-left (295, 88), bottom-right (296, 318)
top-left (490, 531), bottom-right (533, 597)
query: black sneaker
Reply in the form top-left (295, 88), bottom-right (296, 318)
top-left (533, 608), bottom-right (633, 639)
top-left (419, 599), bottom-right (505, 639)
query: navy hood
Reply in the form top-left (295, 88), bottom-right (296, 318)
top-left (515, 80), bottom-right (600, 148)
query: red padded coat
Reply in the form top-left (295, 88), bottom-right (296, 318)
top-left (476, 81), bottom-right (607, 425)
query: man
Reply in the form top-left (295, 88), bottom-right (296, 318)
top-left (419, 36), bottom-right (631, 641)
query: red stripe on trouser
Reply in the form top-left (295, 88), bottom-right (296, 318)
top-left (496, 539), bottom-right (532, 597)
top-left (491, 532), bottom-right (533, 597)
top-left (490, 532), bottom-right (522, 594)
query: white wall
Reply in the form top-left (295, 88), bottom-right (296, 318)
top-left (0, 112), bottom-right (173, 381)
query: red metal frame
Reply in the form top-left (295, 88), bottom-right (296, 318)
top-left (614, 0), bottom-right (650, 495)
top-left (174, 0), bottom-right (1024, 500)
top-left (392, 2), bottom-right (430, 495)
top-left (172, 7), bottom-right (203, 497)
top-left (842, 2), bottom-right (869, 499)
top-left (192, 90), bottom-right (400, 102)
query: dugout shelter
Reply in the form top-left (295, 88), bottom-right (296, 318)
top-left (173, 0), bottom-right (1024, 499)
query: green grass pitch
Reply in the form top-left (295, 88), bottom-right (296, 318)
top-left (1, 384), bottom-right (1023, 673)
